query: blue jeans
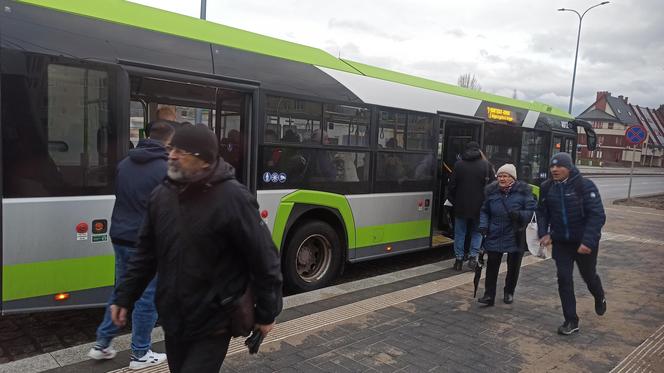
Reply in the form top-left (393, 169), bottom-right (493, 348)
top-left (454, 217), bottom-right (482, 260)
top-left (96, 244), bottom-right (158, 356)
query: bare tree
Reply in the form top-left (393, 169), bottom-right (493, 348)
top-left (457, 73), bottom-right (482, 91)
top-left (512, 89), bottom-right (518, 99)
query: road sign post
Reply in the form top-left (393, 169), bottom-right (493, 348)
top-left (624, 125), bottom-right (647, 200)
top-left (627, 145), bottom-right (635, 199)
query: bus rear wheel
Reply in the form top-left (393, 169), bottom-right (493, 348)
top-left (283, 220), bottom-right (342, 293)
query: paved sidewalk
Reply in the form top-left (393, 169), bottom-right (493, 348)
top-left (4, 205), bottom-right (664, 373)
top-left (217, 231), bottom-right (664, 372)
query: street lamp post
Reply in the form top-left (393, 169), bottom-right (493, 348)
top-left (558, 1), bottom-right (610, 114)
top-left (200, 0), bottom-right (206, 20)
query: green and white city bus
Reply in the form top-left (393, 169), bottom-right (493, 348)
top-left (0, 0), bottom-right (596, 313)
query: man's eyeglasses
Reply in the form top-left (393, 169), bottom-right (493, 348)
top-left (166, 145), bottom-right (200, 158)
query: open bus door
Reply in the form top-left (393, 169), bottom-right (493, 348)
top-left (1, 52), bottom-right (129, 314)
top-left (432, 117), bottom-right (482, 247)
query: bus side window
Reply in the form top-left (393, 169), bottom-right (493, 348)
top-left (1, 53), bottom-right (117, 197)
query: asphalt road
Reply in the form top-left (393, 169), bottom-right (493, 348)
top-left (588, 175), bottom-right (664, 200)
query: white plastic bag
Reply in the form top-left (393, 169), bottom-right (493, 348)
top-left (525, 213), bottom-right (547, 258)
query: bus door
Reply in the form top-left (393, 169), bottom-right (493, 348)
top-left (126, 72), bottom-right (253, 185)
top-left (1, 51), bottom-right (128, 314)
top-left (432, 117), bottom-right (482, 243)
top-left (552, 133), bottom-right (576, 156)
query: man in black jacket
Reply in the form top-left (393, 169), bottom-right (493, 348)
top-left (112, 125), bottom-right (283, 373)
top-left (447, 141), bottom-right (492, 270)
top-left (88, 121), bottom-right (173, 369)
top-left (537, 152), bottom-right (606, 336)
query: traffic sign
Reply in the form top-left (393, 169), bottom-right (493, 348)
top-left (625, 125), bottom-right (647, 145)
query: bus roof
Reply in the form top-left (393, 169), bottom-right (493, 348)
top-left (19, 0), bottom-right (572, 119)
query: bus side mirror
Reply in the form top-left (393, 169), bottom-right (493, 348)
top-left (570, 120), bottom-right (597, 151)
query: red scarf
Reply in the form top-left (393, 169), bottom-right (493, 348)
top-left (500, 179), bottom-right (515, 194)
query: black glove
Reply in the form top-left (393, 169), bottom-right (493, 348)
top-left (508, 211), bottom-right (520, 222)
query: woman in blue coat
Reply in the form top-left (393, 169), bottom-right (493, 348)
top-left (478, 164), bottom-right (536, 306)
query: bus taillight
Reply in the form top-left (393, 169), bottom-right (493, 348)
top-left (260, 210), bottom-right (269, 219)
top-left (54, 293), bottom-right (70, 301)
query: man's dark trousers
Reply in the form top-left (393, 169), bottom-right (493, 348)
top-left (552, 241), bottom-right (604, 322)
top-left (165, 332), bottom-right (232, 373)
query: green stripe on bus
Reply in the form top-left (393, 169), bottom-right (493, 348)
top-left (274, 190), bottom-right (356, 249)
top-left (18, 0), bottom-right (358, 74)
top-left (272, 201), bottom-right (294, 249)
top-left (530, 184), bottom-right (541, 200)
top-left (355, 220), bottom-right (431, 249)
top-left (2, 255), bottom-right (114, 301)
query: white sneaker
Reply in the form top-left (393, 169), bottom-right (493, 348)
top-left (88, 345), bottom-right (117, 360)
top-left (129, 350), bottom-right (167, 370)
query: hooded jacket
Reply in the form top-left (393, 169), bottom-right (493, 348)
top-left (114, 159), bottom-right (283, 339)
top-left (447, 148), bottom-right (492, 219)
top-left (536, 167), bottom-right (606, 249)
top-left (109, 138), bottom-right (168, 246)
top-left (479, 181), bottom-right (536, 253)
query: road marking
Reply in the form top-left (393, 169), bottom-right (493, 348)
top-left (605, 207), bottom-right (664, 217)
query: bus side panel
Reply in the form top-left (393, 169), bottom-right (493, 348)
top-left (2, 197), bottom-right (115, 313)
top-left (256, 189), bottom-right (297, 247)
top-left (347, 192), bottom-right (433, 261)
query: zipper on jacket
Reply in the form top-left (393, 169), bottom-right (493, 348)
top-left (559, 183), bottom-right (570, 240)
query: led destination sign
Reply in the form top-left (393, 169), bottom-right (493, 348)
top-left (487, 107), bottom-right (514, 122)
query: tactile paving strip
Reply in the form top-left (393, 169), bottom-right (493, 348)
top-left (611, 324), bottom-right (664, 373)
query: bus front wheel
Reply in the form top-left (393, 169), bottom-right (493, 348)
top-left (283, 220), bottom-right (343, 293)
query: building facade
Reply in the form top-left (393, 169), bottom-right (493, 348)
top-left (577, 91), bottom-right (664, 167)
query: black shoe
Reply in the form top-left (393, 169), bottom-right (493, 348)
top-left (595, 297), bottom-right (607, 316)
top-left (467, 257), bottom-right (478, 270)
top-left (557, 320), bottom-right (579, 335)
top-left (503, 293), bottom-right (514, 304)
top-left (478, 295), bottom-right (495, 306)
top-left (453, 259), bottom-right (463, 271)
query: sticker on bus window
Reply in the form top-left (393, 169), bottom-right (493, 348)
top-left (263, 172), bottom-right (271, 183)
top-left (270, 173), bottom-right (279, 183)
top-left (92, 234), bottom-right (108, 243)
top-left (279, 173), bottom-right (287, 183)
top-left (77, 233), bottom-right (88, 241)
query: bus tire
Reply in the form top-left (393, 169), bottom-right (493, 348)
top-left (283, 220), bottom-right (343, 293)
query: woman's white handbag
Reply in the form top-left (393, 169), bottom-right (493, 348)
top-left (525, 213), bottom-right (548, 258)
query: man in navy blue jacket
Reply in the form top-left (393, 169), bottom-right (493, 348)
top-left (88, 120), bottom-right (174, 369)
top-left (537, 152), bottom-right (607, 335)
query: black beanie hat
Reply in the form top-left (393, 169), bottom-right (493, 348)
top-left (170, 125), bottom-right (218, 163)
top-left (465, 141), bottom-right (480, 150)
top-left (550, 152), bottom-right (573, 169)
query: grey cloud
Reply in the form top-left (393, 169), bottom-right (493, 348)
top-left (445, 29), bottom-right (466, 38)
top-left (480, 49), bottom-right (503, 63)
top-left (328, 18), bottom-right (409, 42)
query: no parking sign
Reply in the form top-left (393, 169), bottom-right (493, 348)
top-left (625, 125), bottom-right (647, 145)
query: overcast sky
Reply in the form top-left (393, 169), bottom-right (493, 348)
top-left (131, 0), bottom-right (663, 115)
